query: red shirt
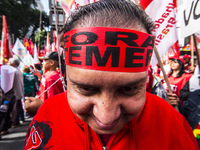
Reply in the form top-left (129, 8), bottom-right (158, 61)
top-left (163, 73), bottom-right (191, 98)
top-left (24, 92), bottom-right (198, 150)
top-left (38, 71), bottom-right (64, 101)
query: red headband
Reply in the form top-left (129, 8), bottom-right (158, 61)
top-left (64, 27), bottom-right (155, 72)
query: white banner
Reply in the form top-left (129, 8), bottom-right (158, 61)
top-left (144, 0), bottom-right (178, 66)
top-left (33, 44), bottom-right (39, 64)
top-left (1, 65), bottom-right (15, 93)
top-left (12, 38), bottom-right (34, 70)
top-left (181, 0), bottom-right (200, 38)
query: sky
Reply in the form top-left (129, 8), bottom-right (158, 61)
top-left (41, 0), bottom-right (50, 14)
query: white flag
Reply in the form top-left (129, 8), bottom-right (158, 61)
top-left (33, 44), bottom-right (39, 64)
top-left (140, 0), bottom-right (178, 66)
top-left (1, 65), bottom-right (15, 93)
top-left (12, 38), bottom-right (34, 70)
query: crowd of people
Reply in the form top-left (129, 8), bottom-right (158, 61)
top-left (0, 51), bottom-right (65, 137)
top-left (0, 0), bottom-right (200, 149)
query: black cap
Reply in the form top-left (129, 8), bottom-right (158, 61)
top-left (39, 52), bottom-right (59, 62)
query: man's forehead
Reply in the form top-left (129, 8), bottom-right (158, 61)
top-left (67, 65), bottom-right (148, 83)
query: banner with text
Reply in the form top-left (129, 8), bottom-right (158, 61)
top-left (181, 0), bottom-right (200, 38)
top-left (140, 0), bottom-right (178, 66)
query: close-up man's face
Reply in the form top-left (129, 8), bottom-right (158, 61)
top-left (67, 66), bottom-right (147, 134)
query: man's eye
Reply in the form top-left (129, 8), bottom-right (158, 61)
top-left (77, 86), bottom-right (99, 95)
top-left (80, 87), bottom-right (94, 91)
top-left (117, 86), bottom-right (138, 95)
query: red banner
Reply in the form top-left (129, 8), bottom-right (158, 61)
top-left (1, 15), bottom-right (9, 64)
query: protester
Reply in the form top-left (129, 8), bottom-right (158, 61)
top-left (160, 55), bottom-right (174, 77)
top-left (164, 58), bottom-right (192, 108)
top-left (0, 84), bottom-right (5, 139)
top-left (24, 53), bottom-right (65, 116)
top-left (31, 52), bottom-right (64, 102)
top-left (23, 66), bottom-right (36, 97)
top-left (24, 1), bottom-right (198, 149)
top-left (180, 65), bottom-right (200, 101)
top-left (32, 63), bottom-right (43, 94)
top-left (146, 66), bottom-right (154, 93)
top-left (179, 65), bottom-right (200, 147)
top-left (0, 65), bottom-right (16, 134)
top-left (34, 62), bottom-right (43, 76)
top-left (153, 63), bottom-right (161, 77)
top-left (8, 58), bottom-right (24, 127)
top-left (25, 97), bottom-right (43, 117)
top-left (183, 54), bottom-right (195, 73)
top-left (23, 66), bottom-right (36, 118)
top-left (25, 30), bottom-right (66, 117)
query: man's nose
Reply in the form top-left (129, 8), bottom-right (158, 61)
top-left (93, 92), bottom-right (121, 125)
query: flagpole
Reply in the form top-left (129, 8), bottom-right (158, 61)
top-left (38, 10), bottom-right (42, 51)
top-left (190, 35), bottom-right (194, 68)
top-left (54, 0), bottom-right (66, 91)
top-left (154, 46), bottom-right (179, 112)
top-left (192, 34), bottom-right (200, 71)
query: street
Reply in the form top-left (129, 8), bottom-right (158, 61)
top-left (0, 117), bottom-right (32, 150)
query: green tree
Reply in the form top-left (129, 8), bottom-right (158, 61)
top-left (35, 30), bottom-right (47, 50)
top-left (0, 0), bottom-right (49, 44)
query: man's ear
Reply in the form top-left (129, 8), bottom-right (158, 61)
top-left (49, 60), bottom-right (55, 66)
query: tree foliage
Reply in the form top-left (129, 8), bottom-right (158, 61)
top-left (0, 0), bottom-right (49, 45)
top-left (35, 30), bottom-right (47, 49)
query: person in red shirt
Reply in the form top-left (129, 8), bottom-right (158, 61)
top-left (164, 58), bottom-right (192, 107)
top-left (24, 52), bottom-right (65, 115)
top-left (146, 66), bottom-right (154, 93)
top-left (37, 51), bottom-right (64, 102)
top-left (183, 54), bottom-right (195, 73)
top-left (24, 1), bottom-right (198, 149)
top-left (153, 63), bottom-right (161, 77)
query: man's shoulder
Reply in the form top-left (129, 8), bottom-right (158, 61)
top-left (33, 92), bottom-right (68, 120)
top-left (141, 93), bottom-right (187, 128)
top-left (44, 91), bottom-right (66, 104)
top-left (145, 93), bottom-right (181, 116)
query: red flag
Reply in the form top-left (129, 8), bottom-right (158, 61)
top-left (1, 15), bottom-right (11, 64)
top-left (171, 40), bottom-right (180, 57)
top-left (46, 32), bottom-right (51, 53)
top-left (53, 30), bottom-right (57, 52)
top-left (29, 39), bottom-right (34, 56)
top-left (24, 36), bottom-right (30, 52)
top-left (38, 46), bottom-right (41, 57)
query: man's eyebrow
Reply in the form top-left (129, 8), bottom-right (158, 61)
top-left (68, 76), bottom-right (94, 87)
top-left (118, 77), bottom-right (147, 87)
